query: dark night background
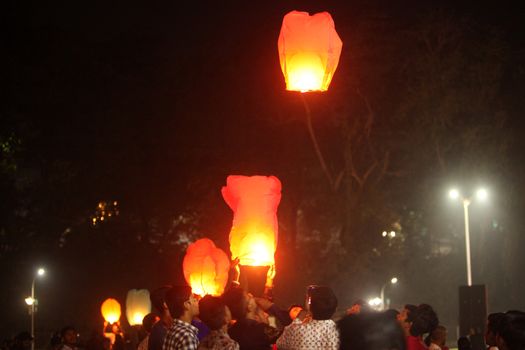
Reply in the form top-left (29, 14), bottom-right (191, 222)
top-left (2, 0), bottom-right (525, 346)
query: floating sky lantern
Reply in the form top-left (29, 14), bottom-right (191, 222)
top-left (101, 298), bottom-right (121, 324)
top-left (222, 175), bottom-right (282, 288)
top-left (125, 289), bottom-right (151, 326)
top-left (183, 238), bottom-right (230, 297)
top-left (278, 10), bottom-right (343, 92)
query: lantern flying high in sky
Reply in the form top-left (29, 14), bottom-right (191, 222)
top-left (222, 175), bottom-right (282, 272)
top-left (125, 289), bottom-right (151, 326)
top-left (278, 11), bottom-right (342, 92)
top-left (183, 238), bottom-right (230, 297)
top-left (101, 298), bottom-right (121, 324)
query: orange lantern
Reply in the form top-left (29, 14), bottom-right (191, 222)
top-left (101, 298), bottom-right (121, 324)
top-left (125, 289), bottom-right (151, 326)
top-left (183, 238), bottom-right (230, 297)
top-left (222, 175), bottom-right (281, 287)
top-left (278, 11), bottom-right (343, 92)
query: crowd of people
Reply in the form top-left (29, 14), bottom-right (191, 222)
top-left (4, 283), bottom-right (525, 350)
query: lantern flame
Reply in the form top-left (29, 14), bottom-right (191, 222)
top-left (183, 239), bottom-right (230, 297)
top-left (278, 11), bottom-right (342, 92)
top-left (101, 298), bottom-right (121, 324)
top-left (222, 175), bottom-right (281, 287)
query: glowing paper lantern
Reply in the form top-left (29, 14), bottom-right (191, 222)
top-left (101, 298), bottom-right (121, 324)
top-left (125, 289), bottom-right (151, 326)
top-left (183, 238), bottom-right (230, 297)
top-left (222, 175), bottom-right (281, 269)
top-left (278, 11), bottom-right (342, 92)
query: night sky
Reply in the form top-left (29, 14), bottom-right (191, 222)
top-left (3, 0), bottom-right (525, 344)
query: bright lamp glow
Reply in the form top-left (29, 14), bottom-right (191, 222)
top-left (368, 297), bottom-right (382, 307)
top-left (37, 268), bottom-right (45, 276)
top-left (25, 297), bottom-right (35, 306)
top-left (476, 188), bottom-right (488, 201)
top-left (449, 189), bottom-right (460, 200)
top-left (382, 231), bottom-right (387, 237)
top-left (391, 277), bottom-right (398, 284)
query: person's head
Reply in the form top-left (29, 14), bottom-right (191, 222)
top-left (150, 286), bottom-right (172, 317)
top-left (198, 295), bottom-right (232, 331)
top-left (409, 304), bottom-right (438, 337)
top-left (397, 304), bottom-right (417, 337)
top-left (497, 310), bottom-right (525, 350)
top-left (458, 336), bottom-right (471, 350)
top-left (142, 313), bottom-right (159, 334)
top-left (384, 309), bottom-right (400, 320)
top-left (222, 286), bottom-right (256, 321)
top-left (338, 311), bottom-right (406, 350)
top-left (486, 312), bottom-right (505, 346)
top-left (60, 327), bottom-right (77, 346)
top-left (429, 325), bottom-right (447, 347)
top-left (165, 286), bottom-right (199, 320)
top-left (307, 285), bottom-right (338, 320)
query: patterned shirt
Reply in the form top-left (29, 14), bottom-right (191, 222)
top-left (197, 330), bottom-right (239, 350)
top-left (163, 319), bottom-right (199, 350)
top-left (276, 319), bottom-right (340, 350)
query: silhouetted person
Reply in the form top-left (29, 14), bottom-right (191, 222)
top-left (60, 327), bottom-right (79, 350)
top-left (149, 286), bottom-right (173, 350)
top-left (400, 304), bottom-right (439, 350)
top-left (486, 313), bottom-right (505, 350)
top-left (458, 336), bottom-right (472, 350)
top-left (497, 310), bottom-right (525, 350)
top-left (338, 311), bottom-right (406, 350)
top-left (197, 295), bottom-right (239, 350)
top-left (11, 332), bottom-right (33, 350)
top-left (138, 314), bottom-right (160, 350)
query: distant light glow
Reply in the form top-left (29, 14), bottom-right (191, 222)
top-left (391, 277), bottom-right (398, 284)
top-left (368, 297), bottom-right (382, 307)
top-left (37, 268), bottom-right (45, 276)
top-left (382, 231), bottom-right (387, 237)
top-left (449, 189), bottom-right (460, 200)
top-left (25, 297), bottom-right (35, 306)
top-left (389, 231), bottom-right (396, 238)
top-left (476, 188), bottom-right (488, 201)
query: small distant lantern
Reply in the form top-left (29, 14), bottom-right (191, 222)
top-left (183, 238), bottom-right (230, 297)
top-left (125, 289), bottom-right (151, 326)
top-left (101, 298), bottom-right (121, 324)
top-left (278, 11), bottom-right (343, 92)
top-left (222, 175), bottom-right (281, 294)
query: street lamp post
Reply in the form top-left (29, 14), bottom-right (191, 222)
top-left (26, 268), bottom-right (45, 350)
top-left (380, 277), bottom-right (398, 310)
top-left (449, 188), bottom-right (487, 286)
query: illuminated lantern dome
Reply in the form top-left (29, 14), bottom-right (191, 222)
top-left (278, 10), bottom-right (343, 92)
top-left (222, 175), bottom-right (281, 268)
top-left (183, 238), bottom-right (230, 297)
top-left (101, 298), bottom-right (121, 324)
top-left (125, 289), bottom-right (151, 326)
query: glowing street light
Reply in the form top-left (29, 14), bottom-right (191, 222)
top-left (28, 267), bottom-right (46, 350)
top-left (380, 277), bottom-right (399, 310)
top-left (368, 297), bottom-right (382, 310)
top-left (449, 188), bottom-right (489, 286)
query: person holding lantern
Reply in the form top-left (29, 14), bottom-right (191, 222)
top-left (223, 286), bottom-right (290, 350)
top-left (276, 285), bottom-right (340, 350)
top-left (162, 286), bottom-right (200, 350)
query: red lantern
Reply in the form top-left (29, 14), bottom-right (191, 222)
top-left (222, 175), bottom-right (281, 288)
top-left (278, 11), bottom-right (342, 92)
top-left (101, 298), bottom-right (121, 324)
top-left (183, 238), bottom-right (230, 297)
